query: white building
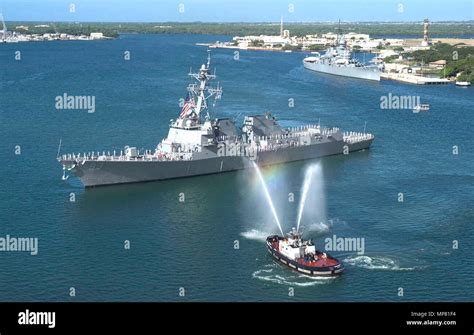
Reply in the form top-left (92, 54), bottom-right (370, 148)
top-left (378, 49), bottom-right (400, 58)
top-left (301, 35), bottom-right (328, 46)
top-left (322, 32), bottom-right (338, 40)
top-left (345, 32), bottom-right (370, 41)
top-left (90, 32), bottom-right (104, 39)
top-left (384, 38), bottom-right (404, 47)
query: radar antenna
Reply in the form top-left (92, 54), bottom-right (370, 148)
top-left (182, 50), bottom-right (223, 121)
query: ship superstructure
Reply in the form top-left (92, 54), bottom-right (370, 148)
top-left (266, 229), bottom-right (344, 276)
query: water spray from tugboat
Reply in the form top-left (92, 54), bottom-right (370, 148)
top-left (297, 163), bottom-right (326, 232)
top-left (252, 161), bottom-right (325, 236)
top-left (296, 165), bottom-right (315, 232)
top-left (252, 162), bottom-right (284, 236)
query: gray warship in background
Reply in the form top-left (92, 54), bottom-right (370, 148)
top-left (58, 52), bottom-right (374, 187)
top-left (303, 35), bottom-right (381, 81)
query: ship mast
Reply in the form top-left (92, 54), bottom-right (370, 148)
top-left (0, 14), bottom-right (7, 41)
top-left (337, 19), bottom-right (345, 46)
top-left (185, 50), bottom-right (222, 121)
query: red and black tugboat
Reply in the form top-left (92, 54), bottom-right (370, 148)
top-left (266, 229), bottom-right (343, 276)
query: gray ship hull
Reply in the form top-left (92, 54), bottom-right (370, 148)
top-left (303, 61), bottom-right (380, 81)
top-left (61, 139), bottom-right (373, 187)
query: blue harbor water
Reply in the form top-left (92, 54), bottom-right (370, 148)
top-left (0, 34), bottom-right (473, 301)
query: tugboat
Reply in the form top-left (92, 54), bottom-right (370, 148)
top-left (266, 229), bottom-right (344, 276)
top-left (455, 81), bottom-right (471, 87)
top-left (413, 103), bottom-right (430, 113)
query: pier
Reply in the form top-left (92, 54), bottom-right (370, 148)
top-left (381, 72), bottom-right (450, 85)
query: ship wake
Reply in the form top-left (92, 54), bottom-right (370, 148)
top-left (343, 255), bottom-right (426, 271)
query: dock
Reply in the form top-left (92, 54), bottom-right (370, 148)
top-left (381, 72), bottom-right (450, 85)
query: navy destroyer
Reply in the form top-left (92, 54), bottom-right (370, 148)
top-left (58, 52), bottom-right (374, 187)
top-left (303, 35), bottom-right (380, 81)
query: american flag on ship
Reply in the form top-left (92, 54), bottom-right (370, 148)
top-left (179, 92), bottom-right (196, 118)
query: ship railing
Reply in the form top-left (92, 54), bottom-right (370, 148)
top-left (257, 139), bottom-right (306, 152)
top-left (216, 135), bottom-right (239, 143)
top-left (60, 149), bottom-right (193, 162)
top-left (156, 152), bottom-right (193, 161)
top-left (342, 131), bottom-right (374, 144)
top-left (254, 125), bottom-right (341, 144)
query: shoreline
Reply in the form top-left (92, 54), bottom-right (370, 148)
top-left (196, 36), bottom-right (474, 54)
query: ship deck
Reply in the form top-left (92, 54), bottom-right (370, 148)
top-left (271, 241), bottom-right (339, 268)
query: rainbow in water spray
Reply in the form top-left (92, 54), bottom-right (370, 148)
top-left (296, 165), bottom-right (316, 232)
top-left (251, 162), bottom-right (324, 235)
top-left (252, 162), bottom-right (284, 236)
